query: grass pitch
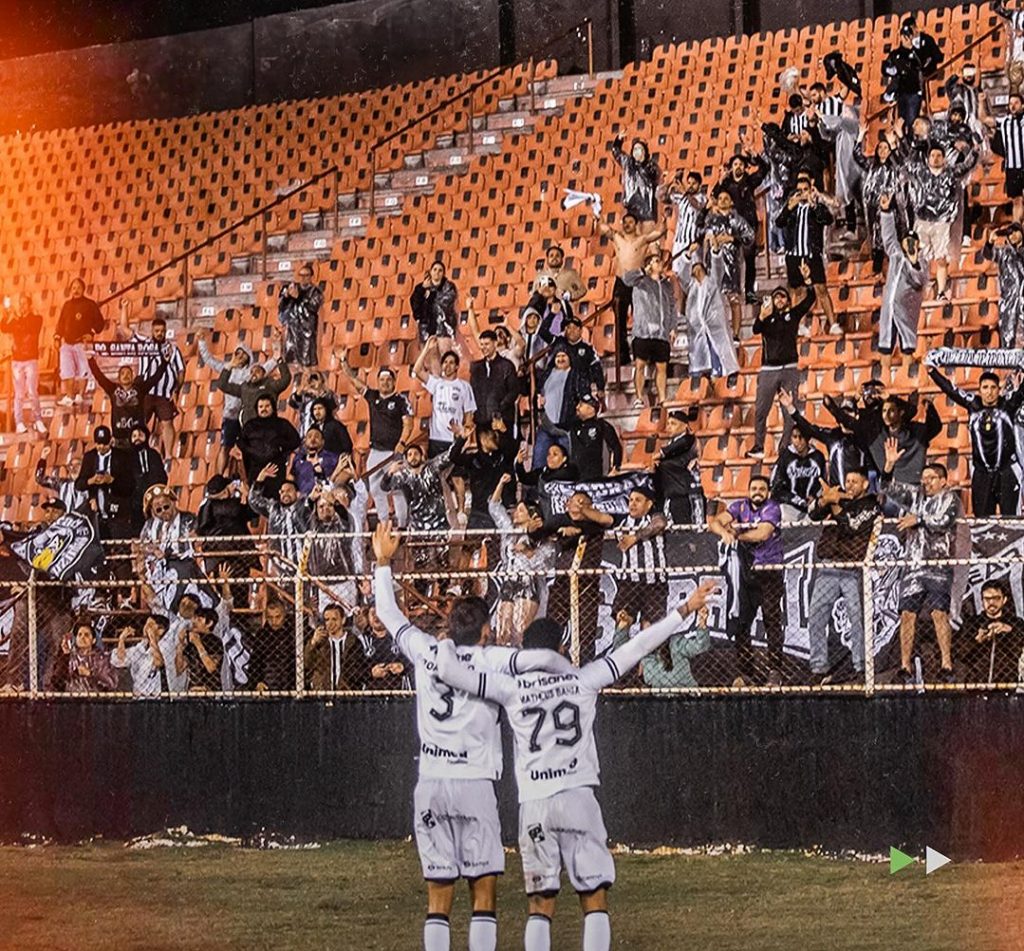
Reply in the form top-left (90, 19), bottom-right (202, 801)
top-left (0, 840), bottom-right (1021, 950)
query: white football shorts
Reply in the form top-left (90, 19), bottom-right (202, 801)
top-left (413, 778), bottom-right (505, 881)
top-left (518, 786), bottom-right (616, 895)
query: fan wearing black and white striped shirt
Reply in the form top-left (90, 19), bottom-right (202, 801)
top-left (993, 93), bottom-right (1024, 224)
top-left (775, 177), bottom-right (838, 332)
top-left (611, 486), bottom-right (669, 628)
top-left (127, 316), bottom-right (185, 459)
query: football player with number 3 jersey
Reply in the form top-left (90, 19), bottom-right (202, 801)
top-left (371, 523), bottom-right (572, 951)
top-left (436, 583), bottom-right (717, 951)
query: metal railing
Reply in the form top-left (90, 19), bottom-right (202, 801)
top-left (4, 515), bottom-right (1024, 699)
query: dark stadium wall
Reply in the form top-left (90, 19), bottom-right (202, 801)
top-left (1, 696), bottom-right (1023, 860)
top-left (0, 0), bottom-right (987, 134)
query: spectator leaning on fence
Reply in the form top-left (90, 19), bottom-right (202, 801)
top-left (882, 441), bottom-right (961, 684)
top-left (961, 580), bottom-right (1024, 687)
top-left (806, 469), bottom-right (880, 684)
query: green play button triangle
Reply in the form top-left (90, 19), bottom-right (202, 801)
top-left (890, 847), bottom-right (915, 874)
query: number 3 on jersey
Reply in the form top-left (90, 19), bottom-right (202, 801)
top-left (429, 676), bottom-right (455, 721)
top-left (523, 701), bottom-right (582, 752)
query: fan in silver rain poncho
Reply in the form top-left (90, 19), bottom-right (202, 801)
top-left (853, 130), bottom-right (905, 273)
top-left (306, 476), bottom-right (368, 613)
top-left (878, 199), bottom-right (929, 375)
top-left (677, 249), bottom-right (739, 382)
top-left (809, 84), bottom-right (862, 229)
top-left (608, 136), bottom-right (661, 224)
top-left (984, 223), bottom-right (1024, 350)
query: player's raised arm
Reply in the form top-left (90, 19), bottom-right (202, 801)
top-left (436, 639), bottom-right (517, 706)
top-left (582, 581), bottom-right (719, 690)
top-left (371, 520), bottom-right (433, 661)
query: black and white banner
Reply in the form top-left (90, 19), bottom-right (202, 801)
top-left (925, 347), bottom-right (1024, 369)
top-left (91, 340), bottom-right (161, 359)
top-left (587, 520), bottom-right (997, 678)
top-left (547, 471), bottom-right (655, 516)
top-left (10, 513), bottom-right (105, 580)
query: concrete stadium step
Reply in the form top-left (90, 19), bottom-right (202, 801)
top-left (186, 293), bottom-right (256, 320)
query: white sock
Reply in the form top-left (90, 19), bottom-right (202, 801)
top-left (469, 911), bottom-right (497, 951)
top-left (524, 913), bottom-right (551, 951)
top-left (583, 911), bottom-right (611, 951)
top-left (424, 914), bottom-right (450, 951)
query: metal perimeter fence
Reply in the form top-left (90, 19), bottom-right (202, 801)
top-left (2, 517), bottom-right (1024, 698)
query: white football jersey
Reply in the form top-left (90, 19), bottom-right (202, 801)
top-left (437, 611), bottom-right (686, 802)
top-left (373, 566), bottom-right (571, 782)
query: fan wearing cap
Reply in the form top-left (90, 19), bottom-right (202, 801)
top-left (74, 425), bottom-right (135, 540)
top-left (984, 223), bottom-right (1024, 348)
top-left (878, 192), bottom-right (928, 375)
top-left (536, 315), bottom-right (606, 402)
top-left (882, 18), bottom-right (941, 129)
top-left (654, 407), bottom-right (704, 526)
top-left (676, 246), bottom-right (740, 384)
top-left (488, 472), bottom-right (557, 645)
top-left (623, 250), bottom-right (681, 408)
top-left (553, 394), bottom-right (623, 483)
top-left (608, 134), bottom-right (661, 231)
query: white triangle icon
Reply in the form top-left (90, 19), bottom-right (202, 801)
top-left (925, 847), bottom-right (951, 875)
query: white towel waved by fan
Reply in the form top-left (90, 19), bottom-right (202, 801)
top-left (562, 188), bottom-right (602, 219)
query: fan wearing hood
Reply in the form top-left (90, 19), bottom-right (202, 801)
top-left (198, 329), bottom-right (280, 473)
top-left (676, 248), bottom-right (739, 383)
top-left (236, 395), bottom-right (301, 497)
top-left (609, 135), bottom-right (661, 229)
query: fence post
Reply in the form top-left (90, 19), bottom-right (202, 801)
top-left (529, 58), bottom-right (537, 115)
top-left (27, 576), bottom-right (38, 698)
top-left (862, 523), bottom-right (881, 697)
top-left (569, 540), bottom-right (585, 666)
top-left (295, 572), bottom-right (305, 698)
top-left (587, 19), bottom-right (595, 78)
top-left (467, 94), bottom-right (475, 156)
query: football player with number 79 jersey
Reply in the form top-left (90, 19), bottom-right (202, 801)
top-left (436, 582), bottom-right (717, 951)
top-left (371, 523), bottom-right (574, 951)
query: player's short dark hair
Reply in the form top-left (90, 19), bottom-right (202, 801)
top-left (479, 330), bottom-right (498, 343)
top-left (981, 580), bottom-right (1008, 597)
top-left (846, 467), bottom-right (871, 481)
top-left (979, 371), bottom-right (1000, 386)
top-left (152, 316), bottom-right (167, 328)
top-left (522, 617), bottom-right (564, 652)
top-left (448, 597), bottom-right (490, 646)
top-left (788, 93), bottom-right (804, 110)
top-left (923, 462), bottom-right (948, 480)
top-left (440, 350), bottom-right (460, 366)
top-left (687, 170), bottom-right (702, 184)
top-left (323, 603), bottom-right (343, 619)
top-left (810, 82), bottom-right (826, 93)
top-left (1011, 92), bottom-right (1024, 103)
top-left (147, 613), bottom-right (170, 636)
top-left (749, 475), bottom-right (770, 490)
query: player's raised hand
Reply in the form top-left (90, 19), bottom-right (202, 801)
top-left (679, 580), bottom-right (719, 619)
top-left (372, 520), bottom-right (401, 566)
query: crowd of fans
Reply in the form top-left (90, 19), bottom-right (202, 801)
top-left (6, 11), bottom-right (1024, 695)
